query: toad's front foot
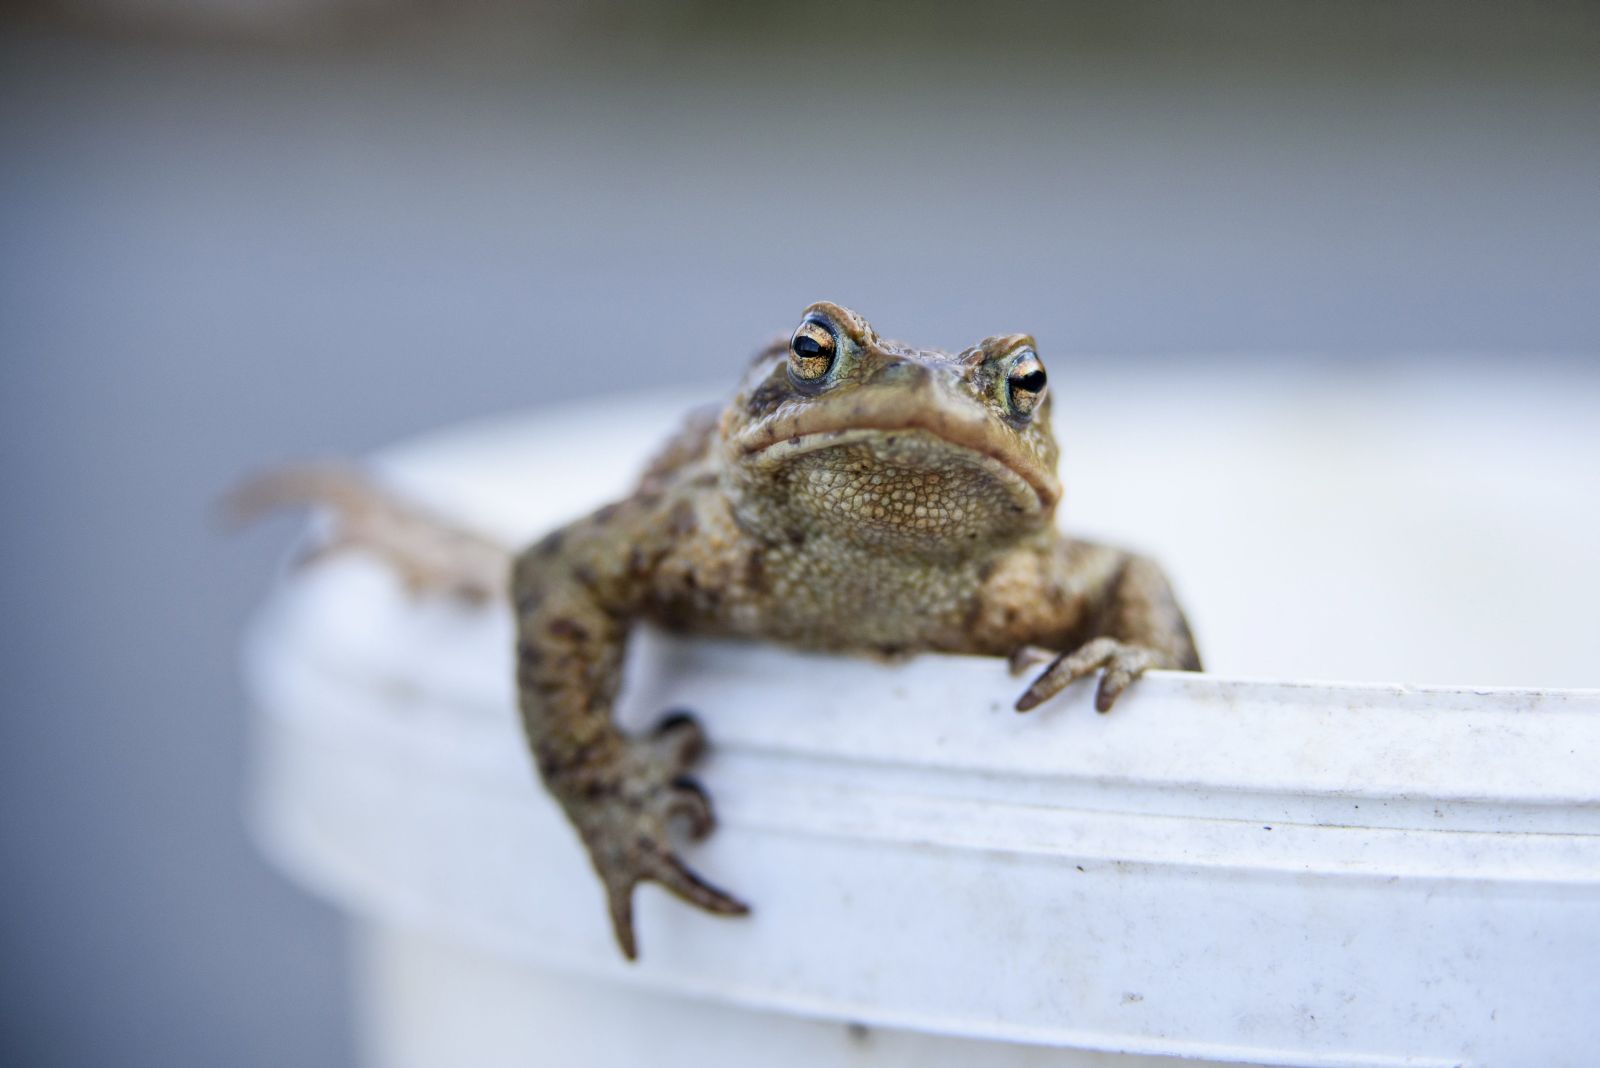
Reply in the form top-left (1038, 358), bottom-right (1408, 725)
top-left (557, 712), bottom-right (748, 960)
top-left (1014, 638), bottom-right (1169, 714)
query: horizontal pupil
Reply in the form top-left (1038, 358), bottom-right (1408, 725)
top-left (1012, 369), bottom-right (1047, 392)
top-left (794, 335), bottom-right (825, 359)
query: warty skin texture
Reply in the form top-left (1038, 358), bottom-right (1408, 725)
top-left (512, 301), bottom-right (1201, 959)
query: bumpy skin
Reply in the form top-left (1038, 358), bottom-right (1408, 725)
top-left (513, 301), bottom-right (1201, 959)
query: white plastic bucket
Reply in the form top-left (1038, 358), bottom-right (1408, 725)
top-left (242, 376), bottom-right (1600, 1067)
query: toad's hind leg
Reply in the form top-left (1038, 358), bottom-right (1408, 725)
top-left (224, 464), bottom-right (511, 603)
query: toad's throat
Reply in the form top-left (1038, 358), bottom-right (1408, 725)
top-left (739, 421), bottom-right (1059, 513)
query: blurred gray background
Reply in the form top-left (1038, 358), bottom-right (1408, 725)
top-left (2, 1), bottom-right (1597, 1065)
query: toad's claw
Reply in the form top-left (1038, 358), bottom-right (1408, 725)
top-left (566, 711), bottom-right (748, 961)
top-left (601, 836), bottom-right (748, 961)
top-left (1015, 637), bottom-right (1164, 714)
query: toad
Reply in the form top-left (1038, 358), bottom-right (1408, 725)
top-left (235, 301), bottom-right (1201, 960)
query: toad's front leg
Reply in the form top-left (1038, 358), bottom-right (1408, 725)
top-left (993, 541), bottom-right (1202, 713)
top-left (513, 521), bottom-right (747, 961)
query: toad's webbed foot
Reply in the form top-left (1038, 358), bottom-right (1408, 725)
top-left (1014, 637), bottom-right (1168, 714)
top-left (557, 712), bottom-right (748, 960)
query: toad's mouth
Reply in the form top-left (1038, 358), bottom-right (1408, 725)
top-left (737, 415), bottom-right (1060, 513)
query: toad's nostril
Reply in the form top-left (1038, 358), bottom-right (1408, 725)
top-left (875, 359), bottom-right (930, 385)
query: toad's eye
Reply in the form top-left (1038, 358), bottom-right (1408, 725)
top-left (788, 318), bottom-right (838, 384)
top-left (1006, 351), bottom-right (1048, 418)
